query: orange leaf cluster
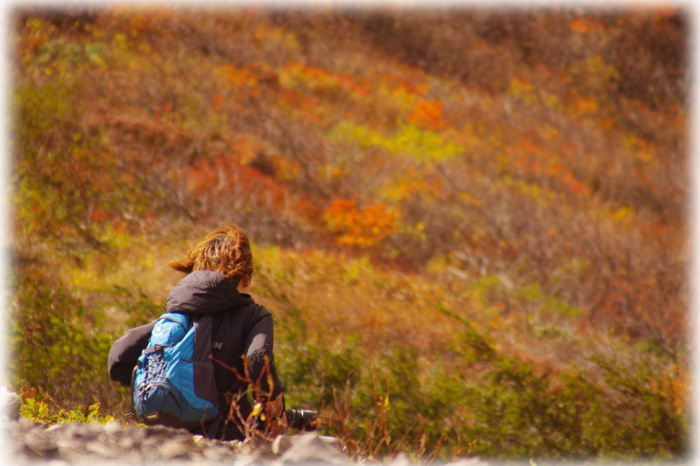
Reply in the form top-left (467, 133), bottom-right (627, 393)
top-left (548, 163), bottom-right (591, 195)
top-left (408, 100), bottom-right (444, 130)
top-left (660, 364), bottom-right (689, 416)
top-left (568, 18), bottom-right (605, 34)
top-left (570, 95), bottom-right (600, 116)
top-left (180, 155), bottom-right (287, 211)
top-left (229, 134), bottom-right (262, 166)
top-left (210, 94), bottom-right (226, 112)
top-left (324, 198), bottom-right (397, 248)
top-left (283, 62), bottom-right (370, 99)
top-left (218, 64), bottom-right (258, 88)
top-left (278, 89), bottom-right (325, 125)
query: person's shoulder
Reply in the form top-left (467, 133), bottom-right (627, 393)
top-left (239, 295), bottom-right (271, 317)
top-left (253, 303), bottom-right (272, 318)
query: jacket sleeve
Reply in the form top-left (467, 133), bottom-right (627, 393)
top-left (107, 321), bottom-right (155, 386)
top-left (244, 313), bottom-right (284, 399)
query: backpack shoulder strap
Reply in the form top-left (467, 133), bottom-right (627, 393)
top-left (108, 321), bottom-right (156, 386)
top-left (191, 314), bottom-right (216, 362)
top-left (190, 314), bottom-right (220, 405)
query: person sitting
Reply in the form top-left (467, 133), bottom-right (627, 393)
top-left (109, 223), bottom-right (287, 439)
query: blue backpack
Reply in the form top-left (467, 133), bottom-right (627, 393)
top-left (132, 312), bottom-right (220, 428)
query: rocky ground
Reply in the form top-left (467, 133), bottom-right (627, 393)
top-left (1, 388), bottom-right (484, 466)
top-left (5, 418), bottom-right (485, 466)
top-left (6, 416), bottom-right (349, 465)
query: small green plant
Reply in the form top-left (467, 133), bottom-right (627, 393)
top-left (20, 393), bottom-right (115, 425)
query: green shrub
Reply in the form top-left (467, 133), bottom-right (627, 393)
top-left (259, 267), bottom-right (688, 462)
top-left (589, 356), bottom-right (688, 459)
top-left (433, 305), bottom-right (689, 462)
top-left (275, 306), bottom-right (363, 410)
top-left (9, 268), bottom-right (126, 414)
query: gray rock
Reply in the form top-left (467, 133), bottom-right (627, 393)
top-left (389, 452), bottom-right (415, 466)
top-left (24, 430), bottom-right (59, 458)
top-left (443, 458), bottom-right (484, 466)
top-left (0, 385), bottom-right (21, 421)
top-left (276, 432), bottom-right (349, 465)
top-left (85, 440), bottom-right (122, 458)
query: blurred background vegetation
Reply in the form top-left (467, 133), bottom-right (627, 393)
top-left (8, 4), bottom-right (690, 463)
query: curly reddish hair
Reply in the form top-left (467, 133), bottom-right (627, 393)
top-left (168, 223), bottom-right (253, 286)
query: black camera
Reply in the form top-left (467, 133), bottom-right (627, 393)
top-left (285, 408), bottom-right (318, 431)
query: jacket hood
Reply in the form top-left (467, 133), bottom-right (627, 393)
top-left (166, 270), bottom-right (252, 314)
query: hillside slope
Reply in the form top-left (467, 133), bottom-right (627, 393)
top-left (10, 6), bottom-right (690, 462)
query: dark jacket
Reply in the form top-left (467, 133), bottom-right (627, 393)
top-left (108, 270), bottom-right (284, 439)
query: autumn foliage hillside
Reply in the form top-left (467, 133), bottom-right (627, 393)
top-left (10, 5), bottom-right (690, 463)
